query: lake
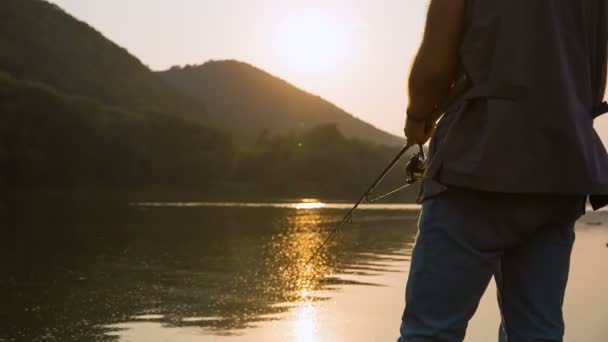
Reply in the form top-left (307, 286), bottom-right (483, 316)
top-left (2, 200), bottom-right (607, 341)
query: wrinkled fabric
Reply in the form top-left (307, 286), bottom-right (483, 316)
top-left (422, 0), bottom-right (608, 209)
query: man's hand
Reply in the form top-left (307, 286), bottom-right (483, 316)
top-left (404, 118), bottom-right (435, 145)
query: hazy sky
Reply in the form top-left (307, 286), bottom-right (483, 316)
top-left (47, 0), bottom-right (608, 142)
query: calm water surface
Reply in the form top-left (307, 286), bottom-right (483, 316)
top-left (2, 201), bottom-right (607, 341)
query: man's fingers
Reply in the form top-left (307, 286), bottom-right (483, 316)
top-left (405, 118), bottom-right (435, 145)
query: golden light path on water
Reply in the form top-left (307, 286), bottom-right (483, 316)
top-left (256, 200), bottom-right (330, 341)
top-left (105, 200), bottom-right (608, 341)
top-left (264, 203), bottom-right (329, 299)
top-left (293, 302), bottom-right (318, 342)
top-left (108, 199), bottom-right (342, 342)
top-left (134, 200), bottom-right (608, 212)
top-left (294, 202), bottom-right (326, 210)
top-left (133, 201), bottom-right (421, 211)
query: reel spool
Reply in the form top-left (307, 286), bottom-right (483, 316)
top-left (405, 145), bottom-right (426, 184)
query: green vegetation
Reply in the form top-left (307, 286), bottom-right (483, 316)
top-left (159, 61), bottom-right (405, 146)
top-left (1, 71), bottom-right (411, 199)
top-left (0, 71), bottom-right (233, 192)
top-left (0, 0), bottom-right (207, 122)
top-left (233, 125), bottom-right (408, 197)
top-left (1, 0), bottom-right (413, 201)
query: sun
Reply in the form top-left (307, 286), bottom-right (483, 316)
top-left (274, 10), bottom-right (351, 75)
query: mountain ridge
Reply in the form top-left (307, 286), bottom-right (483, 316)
top-left (0, 0), bottom-right (411, 199)
top-left (158, 60), bottom-right (405, 146)
top-left (1, 0), bottom-right (403, 147)
top-left (0, 0), bottom-right (207, 122)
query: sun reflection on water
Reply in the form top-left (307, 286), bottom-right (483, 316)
top-left (263, 207), bottom-right (334, 304)
top-left (295, 202), bottom-right (326, 210)
top-left (295, 199), bottom-right (326, 210)
top-left (259, 205), bottom-right (336, 341)
top-left (292, 302), bottom-right (319, 342)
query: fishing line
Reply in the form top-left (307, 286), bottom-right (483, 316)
top-left (306, 142), bottom-right (422, 264)
top-left (306, 75), bottom-right (471, 265)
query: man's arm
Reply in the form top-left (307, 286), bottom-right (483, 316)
top-left (405, 0), bottom-right (466, 143)
top-left (408, 0), bottom-right (466, 120)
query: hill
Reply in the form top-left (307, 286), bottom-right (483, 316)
top-left (0, 0), bottom-right (413, 200)
top-left (158, 61), bottom-right (405, 146)
top-left (0, 0), bottom-right (206, 122)
top-left (0, 71), bottom-right (233, 192)
top-left (0, 70), bottom-right (411, 199)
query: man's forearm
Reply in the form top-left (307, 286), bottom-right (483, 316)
top-left (405, 0), bottom-right (466, 122)
top-left (407, 55), bottom-right (457, 121)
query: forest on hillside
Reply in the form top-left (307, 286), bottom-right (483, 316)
top-left (0, 0), bottom-right (206, 121)
top-left (1, 71), bottom-right (412, 200)
top-left (0, 0), bottom-right (413, 201)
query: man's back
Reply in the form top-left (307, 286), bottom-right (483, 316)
top-left (424, 0), bottom-right (608, 202)
top-left (399, 1), bottom-right (608, 341)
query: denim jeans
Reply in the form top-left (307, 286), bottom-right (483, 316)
top-left (398, 188), bottom-right (583, 342)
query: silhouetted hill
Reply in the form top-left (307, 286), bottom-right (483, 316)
top-left (159, 61), bottom-right (405, 146)
top-left (0, 0), bottom-right (414, 200)
top-left (0, 0), bottom-right (206, 122)
top-left (0, 66), bottom-right (411, 199)
top-left (0, 70), bottom-right (233, 191)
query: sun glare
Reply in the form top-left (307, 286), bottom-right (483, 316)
top-left (274, 10), bottom-right (351, 74)
top-left (295, 202), bottom-right (326, 210)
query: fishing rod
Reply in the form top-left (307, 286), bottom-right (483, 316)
top-left (365, 147), bottom-right (426, 203)
top-left (306, 75), bottom-right (471, 265)
top-left (363, 75), bottom-right (471, 205)
top-left (306, 141), bottom-right (421, 264)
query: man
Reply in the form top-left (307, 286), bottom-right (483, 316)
top-left (399, 1), bottom-right (608, 341)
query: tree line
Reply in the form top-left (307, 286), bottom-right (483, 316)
top-left (1, 71), bottom-right (413, 200)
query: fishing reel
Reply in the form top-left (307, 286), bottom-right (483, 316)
top-left (405, 144), bottom-right (426, 184)
top-left (365, 144), bottom-right (426, 203)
